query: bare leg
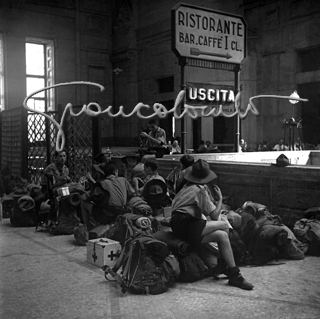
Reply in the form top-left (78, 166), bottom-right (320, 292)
top-left (201, 226), bottom-right (254, 290)
top-left (201, 220), bottom-right (229, 236)
top-left (201, 229), bottom-right (235, 268)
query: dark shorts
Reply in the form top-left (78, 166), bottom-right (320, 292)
top-left (170, 211), bottom-right (206, 247)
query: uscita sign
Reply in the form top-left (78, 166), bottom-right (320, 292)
top-left (187, 87), bottom-right (235, 104)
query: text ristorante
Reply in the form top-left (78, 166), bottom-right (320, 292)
top-left (178, 11), bottom-right (244, 37)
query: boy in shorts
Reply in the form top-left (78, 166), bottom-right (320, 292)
top-left (170, 159), bottom-right (254, 290)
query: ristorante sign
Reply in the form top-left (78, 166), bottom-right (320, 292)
top-left (172, 3), bottom-right (247, 64)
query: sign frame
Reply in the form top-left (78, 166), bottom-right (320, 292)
top-left (171, 2), bottom-right (247, 65)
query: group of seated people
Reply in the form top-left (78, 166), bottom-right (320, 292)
top-left (256, 138), bottom-right (307, 152)
top-left (5, 132), bottom-right (311, 292)
top-left (197, 140), bottom-right (219, 153)
top-left (37, 148), bottom-right (254, 290)
top-left (9, 140), bottom-right (308, 292)
top-left (38, 148), bottom-right (169, 228)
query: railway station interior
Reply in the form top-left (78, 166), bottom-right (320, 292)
top-left (1, 1), bottom-right (320, 318)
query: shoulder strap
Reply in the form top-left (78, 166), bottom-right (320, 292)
top-left (102, 264), bottom-right (128, 293)
top-left (112, 236), bottom-right (132, 272)
top-left (102, 237), bottom-right (136, 294)
top-left (121, 240), bottom-right (140, 285)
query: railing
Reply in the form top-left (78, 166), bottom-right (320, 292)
top-left (0, 106), bottom-right (27, 178)
top-left (0, 105), bottom-right (100, 186)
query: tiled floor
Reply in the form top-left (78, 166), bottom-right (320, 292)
top-left (1, 219), bottom-right (320, 319)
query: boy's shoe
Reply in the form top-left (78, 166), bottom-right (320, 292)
top-left (228, 267), bottom-right (254, 290)
top-left (210, 258), bottom-right (228, 279)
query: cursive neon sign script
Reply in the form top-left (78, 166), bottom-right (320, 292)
top-left (23, 81), bottom-right (308, 151)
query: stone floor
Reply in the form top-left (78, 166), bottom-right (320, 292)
top-left (1, 218), bottom-right (320, 319)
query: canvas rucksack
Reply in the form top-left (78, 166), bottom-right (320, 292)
top-left (11, 194), bottom-right (37, 227)
top-left (103, 231), bottom-right (179, 295)
top-left (74, 223), bottom-right (89, 246)
top-left (105, 213), bottom-right (161, 246)
top-left (293, 218), bottom-right (320, 256)
top-left (177, 251), bottom-right (208, 282)
top-left (47, 191), bottom-right (82, 235)
top-left (228, 228), bottom-right (251, 266)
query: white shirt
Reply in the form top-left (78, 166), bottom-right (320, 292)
top-left (273, 144), bottom-right (288, 151)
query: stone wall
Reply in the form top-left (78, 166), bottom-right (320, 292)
top-left (157, 155), bottom-right (320, 228)
top-left (164, 150), bottom-right (316, 165)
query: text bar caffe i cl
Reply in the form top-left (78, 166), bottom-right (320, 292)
top-left (172, 3), bottom-right (247, 64)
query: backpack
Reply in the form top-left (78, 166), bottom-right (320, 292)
top-left (238, 209), bottom-right (289, 265)
top-left (10, 195), bottom-right (37, 227)
top-left (246, 216), bottom-right (283, 265)
top-left (105, 213), bottom-right (161, 246)
top-left (293, 218), bottom-right (320, 256)
top-left (177, 251), bottom-right (208, 282)
top-left (228, 228), bottom-right (251, 266)
top-left (74, 223), bottom-right (89, 246)
top-left (103, 231), bottom-right (179, 294)
top-left (126, 197), bottom-right (153, 217)
top-left (47, 192), bottom-right (81, 235)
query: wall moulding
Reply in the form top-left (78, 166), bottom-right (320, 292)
top-left (110, 49), bottom-right (137, 64)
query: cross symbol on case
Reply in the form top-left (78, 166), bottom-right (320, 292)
top-left (108, 250), bottom-right (117, 261)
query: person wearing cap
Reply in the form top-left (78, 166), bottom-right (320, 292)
top-left (175, 154), bottom-right (195, 194)
top-left (93, 153), bottom-right (108, 164)
top-left (166, 155), bottom-right (194, 196)
top-left (121, 152), bottom-right (146, 187)
top-left (170, 159), bottom-right (254, 290)
top-left (133, 158), bottom-right (165, 196)
top-left (85, 152), bottom-right (109, 186)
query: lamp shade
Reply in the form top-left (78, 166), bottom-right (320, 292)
top-left (289, 91), bottom-right (299, 104)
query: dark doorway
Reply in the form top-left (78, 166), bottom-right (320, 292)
top-left (214, 116), bottom-right (235, 144)
top-left (298, 82), bottom-right (320, 145)
top-left (192, 118), bottom-right (202, 151)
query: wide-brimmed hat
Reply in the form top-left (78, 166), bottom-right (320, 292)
top-left (91, 182), bottom-right (110, 207)
top-left (93, 164), bottom-right (105, 175)
top-left (121, 152), bottom-right (141, 165)
top-left (272, 154), bottom-right (290, 167)
top-left (142, 179), bottom-right (167, 203)
top-left (184, 159), bottom-right (217, 184)
top-left (93, 153), bottom-right (108, 164)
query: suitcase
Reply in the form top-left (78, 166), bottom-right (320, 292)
top-left (87, 238), bottom-right (121, 268)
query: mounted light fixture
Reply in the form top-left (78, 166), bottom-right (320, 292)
top-left (289, 90), bottom-right (300, 104)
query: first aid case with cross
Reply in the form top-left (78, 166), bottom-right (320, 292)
top-left (87, 238), bottom-right (121, 268)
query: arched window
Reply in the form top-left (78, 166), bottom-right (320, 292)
top-left (0, 33), bottom-right (4, 111)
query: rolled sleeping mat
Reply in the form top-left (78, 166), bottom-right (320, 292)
top-left (17, 196), bottom-right (35, 211)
